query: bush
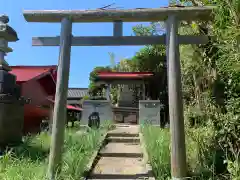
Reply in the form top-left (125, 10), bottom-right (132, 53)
top-left (142, 123), bottom-right (239, 180)
top-left (186, 125), bottom-right (227, 179)
top-left (184, 99), bottom-right (240, 179)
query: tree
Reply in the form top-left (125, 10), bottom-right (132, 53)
top-left (88, 66), bottom-right (112, 96)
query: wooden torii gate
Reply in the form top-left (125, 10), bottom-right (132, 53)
top-left (23, 6), bottom-right (214, 180)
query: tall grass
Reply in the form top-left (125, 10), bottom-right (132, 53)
top-left (141, 125), bottom-right (171, 180)
top-left (185, 126), bottom-right (220, 180)
top-left (141, 125), bottom-right (233, 180)
top-left (0, 127), bottom-right (105, 180)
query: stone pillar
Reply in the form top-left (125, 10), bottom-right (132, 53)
top-left (0, 15), bottom-right (25, 147)
top-left (105, 84), bottom-right (110, 100)
top-left (142, 83), bottom-right (146, 100)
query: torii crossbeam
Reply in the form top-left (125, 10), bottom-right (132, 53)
top-left (23, 6), bottom-right (215, 180)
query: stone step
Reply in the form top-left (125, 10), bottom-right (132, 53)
top-left (107, 125), bottom-right (139, 137)
top-left (99, 152), bottom-right (143, 158)
top-left (89, 157), bottom-right (151, 179)
top-left (88, 174), bottom-right (152, 179)
top-left (107, 133), bottom-right (139, 137)
top-left (88, 178), bottom-right (154, 180)
top-left (100, 142), bottom-right (143, 158)
top-left (107, 136), bottom-right (140, 143)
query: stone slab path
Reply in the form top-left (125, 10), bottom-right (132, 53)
top-left (87, 124), bottom-right (154, 180)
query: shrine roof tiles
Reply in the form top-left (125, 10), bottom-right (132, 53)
top-left (68, 88), bottom-right (89, 99)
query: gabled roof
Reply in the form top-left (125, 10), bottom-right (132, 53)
top-left (68, 88), bottom-right (88, 98)
top-left (10, 65), bottom-right (57, 83)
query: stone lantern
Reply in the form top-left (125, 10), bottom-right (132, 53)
top-left (0, 14), bottom-right (25, 147)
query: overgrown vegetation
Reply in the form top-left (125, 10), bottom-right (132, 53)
top-left (142, 125), bottom-right (224, 180)
top-left (0, 126), bottom-right (105, 180)
top-left (141, 0), bottom-right (240, 179)
top-left (88, 0), bottom-right (239, 179)
top-left (141, 125), bottom-right (171, 180)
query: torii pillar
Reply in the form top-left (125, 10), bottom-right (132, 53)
top-left (166, 15), bottom-right (187, 178)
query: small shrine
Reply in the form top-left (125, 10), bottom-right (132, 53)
top-left (94, 71), bottom-right (162, 124)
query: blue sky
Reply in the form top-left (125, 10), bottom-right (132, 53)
top-left (1, 0), bottom-right (168, 88)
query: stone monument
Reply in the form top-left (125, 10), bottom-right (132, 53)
top-left (81, 100), bottom-right (113, 127)
top-left (0, 15), bottom-right (25, 147)
top-left (118, 85), bottom-right (135, 107)
top-left (139, 100), bottom-right (162, 126)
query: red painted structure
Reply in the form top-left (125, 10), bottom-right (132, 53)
top-left (10, 65), bottom-right (81, 133)
top-left (95, 72), bottom-right (154, 81)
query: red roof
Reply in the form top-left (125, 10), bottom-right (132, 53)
top-left (10, 65), bottom-right (57, 82)
top-left (96, 72), bottom-right (154, 79)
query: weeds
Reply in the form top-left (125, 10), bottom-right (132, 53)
top-left (142, 124), bottom-right (239, 180)
top-left (0, 127), bottom-right (105, 180)
top-left (141, 125), bottom-right (171, 180)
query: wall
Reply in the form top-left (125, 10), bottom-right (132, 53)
top-left (139, 100), bottom-right (162, 126)
top-left (81, 100), bottom-right (113, 126)
top-left (67, 98), bottom-right (81, 107)
top-left (21, 79), bottom-right (48, 106)
top-left (21, 79), bottom-right (52, 133)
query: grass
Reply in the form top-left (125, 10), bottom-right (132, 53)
top-left (0, 122), bottom-right (109, 180)
top-left (141, 125), bottom-right (231, 180)
top-left (141, 125), bottom-right (171, 180)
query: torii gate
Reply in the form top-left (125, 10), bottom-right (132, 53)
top-left (23, 6), bottom-right (214, 180)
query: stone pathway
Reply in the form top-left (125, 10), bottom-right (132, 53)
top-left (87, 124), bottom-right (154, 180)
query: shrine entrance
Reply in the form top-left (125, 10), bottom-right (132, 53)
top-left (23, 6), bottom-right (214, 180)
top-left (94, 71), bottom-right (155, 124)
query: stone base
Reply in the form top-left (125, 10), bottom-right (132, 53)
top-left (0, 97), bottom-right (24, 147)
top-left (118, 100), bottom-right (138, 107)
